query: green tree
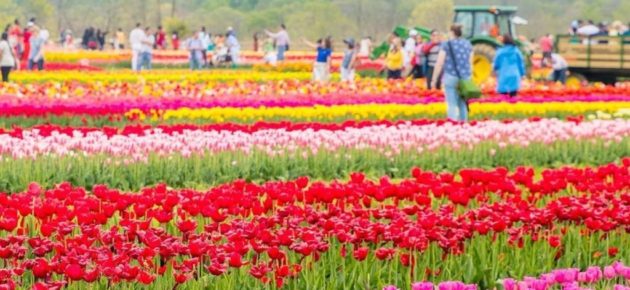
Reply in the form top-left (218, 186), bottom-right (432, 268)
top-left (285, 1), bottom-right (358, 44)
top-left (193, 6), bottom-right (244, 35)
top-left (245, 9), bottom-right (283, 34)
top-left (164, 17), bottom-right (188, 37)
top-left (408, 0), bottom-right (454, 32)
top-left (0, 0), bottom-right (22, 28)
top-left (16, 0), bottom-right (56, 31)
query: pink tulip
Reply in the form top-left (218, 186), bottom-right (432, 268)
top-left (604, 266), bottom-right (617, 279)
top-left (583, 266), bottom-right (602, 283)
top-left (553, 268), bottom-right (579, 284)
top-left (1, 120), bottom-right (628, 162)
top-left (502, 278), bottom-right (517, 290)
top-left (411, 282), bottom-right (434, 290)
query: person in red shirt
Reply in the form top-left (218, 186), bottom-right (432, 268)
top-left (8, 20), bottom-right (22, 57)
top-left (171, 32), bottom-right (179, 50)
top-left (156, 26), bottom-right (166, 49)
top-left (539, 34), bottom-right (553, 67)
top-left (22, 25), bottom-right (33, 62)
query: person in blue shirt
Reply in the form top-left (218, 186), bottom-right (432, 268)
top-left (303, 37), bottom-right (332, 83)
top-left (492, 34), bottom-right (525, 97)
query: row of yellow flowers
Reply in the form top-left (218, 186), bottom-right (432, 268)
top-left (125, 102), bottom-right (630, 123)
top-left (10, 70), bottom-right (317, 83)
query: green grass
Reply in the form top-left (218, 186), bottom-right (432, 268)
top-left (0, 139), bottom-right (626, 192)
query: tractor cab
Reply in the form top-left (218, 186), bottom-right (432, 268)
top-left (454, 6), bottom-right (518, 40)
top-left (370, 6), bottom-right (529, 84)
top-left (452, 6), bottom-right (526, 84)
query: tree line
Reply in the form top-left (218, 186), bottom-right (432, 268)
top-left (2, 0), bottom-right (628, 44)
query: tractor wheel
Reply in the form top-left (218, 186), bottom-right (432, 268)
top-left (566, 72), bottom-right (587, 88)
top-left (472, 44), bottom-right (496, 84)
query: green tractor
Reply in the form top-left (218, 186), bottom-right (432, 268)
top-left (372, 5), bottom-right (530, 84)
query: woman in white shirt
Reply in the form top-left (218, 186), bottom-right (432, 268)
top-left (0, 32), bottom-right (17, 82)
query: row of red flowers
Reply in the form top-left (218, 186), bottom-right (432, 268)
top-left (0, 160), bottom-right (627, 288)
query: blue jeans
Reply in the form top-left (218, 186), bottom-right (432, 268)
top-left (277, 45), bottom-right (286, 61)
top-left (190, 57), bottom-right (201, 70)
top-left (141, 52), bottom-right (152, 70)
top-left (552, 69), bottom-right (567, 84)
top-left (28, 59), bottom-right (44, 71)
top-left (442, 73), bottom-right (468, 122)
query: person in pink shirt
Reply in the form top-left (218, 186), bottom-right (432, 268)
top-left (539, 34), bottom-right (553, 67)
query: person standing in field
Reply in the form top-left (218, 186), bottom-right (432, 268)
top-left (403, 30), bottom-right (417, 76)
top-left (200, 27), bottom-right (210, 67)
top-left (140, 27), bottom-right (154, 70)
top-left (187, 32), bottom-right (204, 70)
top-left (359, 36), bottom-right (372, 57)
top-left (384, 38), bottom-right (403, 80)
top-left (423, 30), bottom-right (442, 89)
top-left (156, 26), bottom-right (166, 50)
top-left (549, 53), bottom-right (568, 84)
top-left (411, 33), bottom-right (425, 79)
top-left (431, 24), bottom-right (473, 122)
top-left (22, 23), bottom-right (33, 61)
top-left (341, 38), bottom-right (358, 83)
top-left (171, 31), bottom-right (180, 50)
top-left (129, 23), bottom-right (145, 71)
top-left (0, 32), bottom-right (18, 82)
top-left (539, 34), bottom-right (553, 67)
top-left (225, 28), bottom-right (241, 66)
top-left (302, 37), bottom-right (332, 83)
top-left (8, 20), bottom-right (22, 58)
top-left (27, 26), bottom-right (45, 71)
top-left (96, 29), bottom-right (107, 50)
top-left (493, 34), bottom-right (525, 97)
top-left (262, 37), bottom-right (277, 65)
top-left (265, 24), bottom-right (290, 62)
top-left (115, 28), bottom-right (125, 50)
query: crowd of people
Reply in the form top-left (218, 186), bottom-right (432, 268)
top-left (2, 17), bottom-right (625, 123)
top-left (126, 23), bottom-right (242, 72)
top-left (570, 20), bottom-right (630, 37)
top-left (381, 29), bottom-right (443, 90)
top-left (0, 18), bottom-right (50, 82)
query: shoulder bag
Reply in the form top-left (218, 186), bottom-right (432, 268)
top-left (446, 40), bottom-right (482, 101)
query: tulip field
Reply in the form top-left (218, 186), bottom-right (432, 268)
top-left (0, 65), bottom-right (629, 290)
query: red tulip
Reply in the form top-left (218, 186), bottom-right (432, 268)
top-left (353, 247), bottom-right (368, 261)
top-left (228, 252), bottom-right (245, 268)
top-left (267, 247), bottom-right (286, 261)
top-left (83, 269), bottom-right (99, 282)
top-left (375, 247), bottom-right (395, 261)
top-left (64, 264), bottom-right (83, 281)
top-left (608, 247), bottom-right (619, 257)
top-left (207, 262), bottom-right (226, 276)
top-left (173, 272), bottom-right (189, 284)
top-left (137, 271), bottom-right (155, 285)
top-left (249, 264), bottom-right (270, 279)
top-left (295, 176), bottom-right (309, 189)
top-left (548, 235), bottom-right (562, 248)
top-left (32, 259), bottom-right (50, 279)
top-left (177, 219), bottom-right (197, 233)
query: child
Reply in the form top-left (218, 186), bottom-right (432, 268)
top-left (263, 38), bottom-right (277, 66)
